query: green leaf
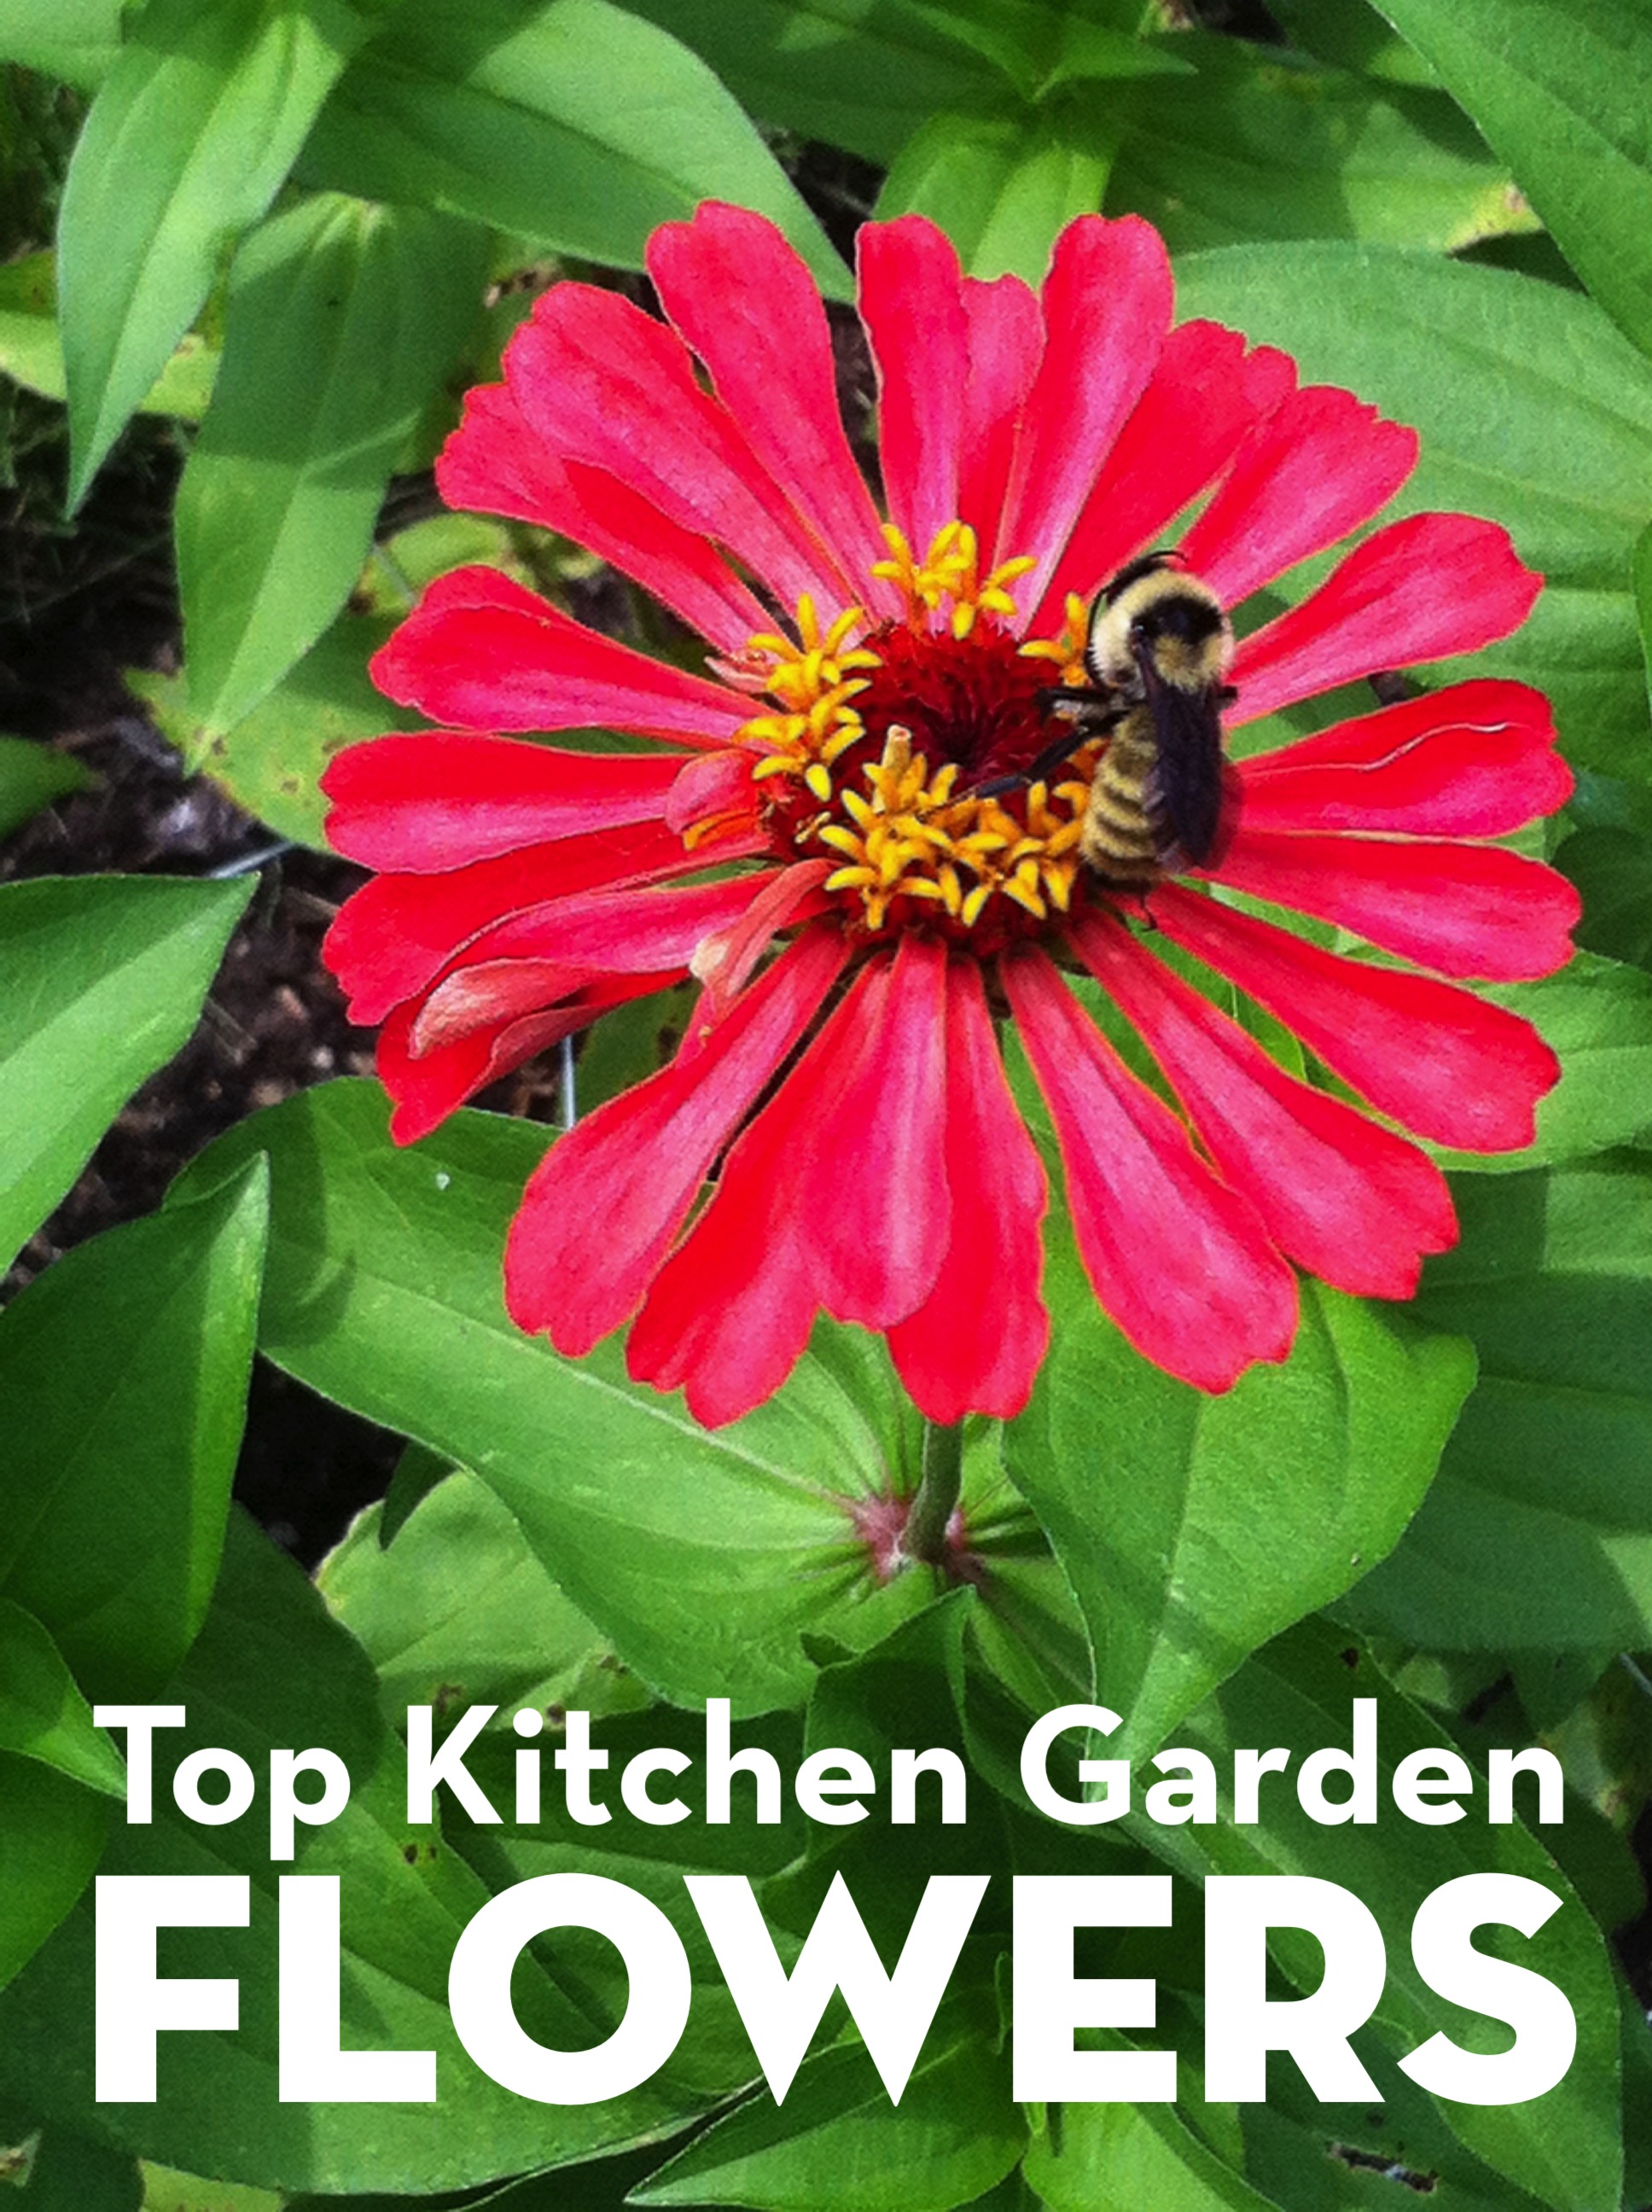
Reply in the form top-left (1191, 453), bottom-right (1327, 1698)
top-left (1174, 245), bottom-right (1652, 783)
top-left (377, 1438), bottom-right (454, 1545)
top-left (1341, 1153), bottom-right (1652, 1653)
top-left (131, 605), bottom-right (403, 847)
top-left (0, 874), bottom-right (250, 1275)
top-left (0, 1162), bottom-right (267, 1701)
top-left (1109, 38), bottom-right (1534, 253)
top-left (176, 1080), bottom-right (945, 1713)
top-left (317, 1468), bottom-right (649, 1723)
top-left (1622, 1978), bottom-right (1652, 2212)
top-left (1027, 2098), bottom-right (1279, 2212)
top-left (618, 0), bottom-right (1026, 166)
top-left (1032, 20), bottom-right (1196, 101)
top-left (0, 253), bottom-right (218, 422)
top-left (876, 108), bottom-right (1116, 282)
top-left (1370, 0), bottom-right (1652, 360)
top-left (0, 0), bottom-right (122, 89)
top-left (631, 1994), bottom-right (1020, 2210)
top-left (0, 736), bottom-right (92, 841)
top-left (0, 1754), bottom-right (108, 1994)
top-left (0, 1602), bottom-right (125, 1798)
top-left (0, 2121), bottom-right (142, 2212)
top-left (859, 4), bottom-right (1189, 104)
top-left (1144, 1623), bottom-right (1623, 2212)
top-left (299, 0), bottom-right (848, 297)
top-left (138, 2169), bottom-right (279, 2212)
top-left (1235, 2017), bottom-right (1562, 2210)
top-left (574, 983), bottom-right (698, 1115)
top-left (57, 0), bottom-right (378, 504)
top-left (1635, 513), bottom-right (1652, 710)
top-left (1556, 826), bottom-right (1652, 973)
top-left (1004, 1202), bottom-right (1474, 1756)
top-left (174, 195), bottom-right (488, 734)
top-left (0, 1516), bottom-right (733, 2192)
top-left (451, 1698), bottom-right (814, 2120)
top-left (1271, 0), bottom-right (1441, 86)
top-left (1429, 952), bottom-right (1652, 1173)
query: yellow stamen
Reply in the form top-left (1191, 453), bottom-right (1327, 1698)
top-left (720, 556), bottom-right (1103, 937)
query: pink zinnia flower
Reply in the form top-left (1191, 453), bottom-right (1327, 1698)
top-left (323, 203), bottom-right (1574, 1429)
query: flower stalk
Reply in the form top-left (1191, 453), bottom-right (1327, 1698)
top-left (905, 1418), bottom-right (965, 1567)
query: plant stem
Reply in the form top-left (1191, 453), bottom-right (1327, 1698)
top-left (905, 1419), bottom-right (964, 1568)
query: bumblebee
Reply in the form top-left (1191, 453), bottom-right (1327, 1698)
top-left (990, 553), bottom-right (1237, 888)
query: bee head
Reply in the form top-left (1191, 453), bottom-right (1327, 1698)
top-left (1085, 552), bottom-right (1231, 693)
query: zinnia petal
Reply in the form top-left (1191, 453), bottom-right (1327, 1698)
top-left (888, 958), bottom-right (1050, 1422)
top-left (410, 958), bottom-right (596, 1055)
top-left (1208, 827), bottom-right (1580, 981)
top-left (505, 280), bottom-right (851, 614)
top-left (1230, 514), bottom-right (1543, 725)
top-left (858, 215), bottom-right (969, 558)
top-left (1002, 945), bottom-right (1297, 1391)
top-left (1238, 681), bottom-right (1571, 836)
top-left (323, 819), bottom-right (706, 1025)
top-left (808, 937), bottom-right (952, 1330)
top-left (665, 748), bottom-right (759, 837)
top-left (1035, 321), bottom-right (1295, 627)
top-left (1070, 909), bottom-right (1457, 1299)
top-left (1180, 384), bottom-right (1418, 611)
top-left (380, 975), bottom-right (666, 1144)
top-left (505, 926), bottom-right (847, 1355)
top-left (690, 859), bottom-right (835, 1017)
top-left (649, 204), bottom-right (897, 614)
top-left (1151, 884), bottom-right (1560, 1150)
top-left (323, 734), bottom-right (692, 871)
top-left (438, 384), bottom-right (771, 655)
top-left (422, 872), bottom-right (771, 981)
top-left (955, 272), bottom-right (1042, 558)
top-left (626, 1197), bottom-right (819, 1432)
top-left (997, 216), bottom-right (1174, 604)
top-left (371, 567), bottom-right (752, 742)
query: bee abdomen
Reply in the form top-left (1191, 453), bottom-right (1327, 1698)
top-left (1079, 727), bottom-right (1162, 887)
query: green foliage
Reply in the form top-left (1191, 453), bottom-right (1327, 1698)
top-left (1140, 1625), bottom-right (1623, 2212)
top-left (629, 1998), bottom-right (1021, 2208)
top-left (875, 35), bottom-right (1532, 283)
top-left (317, 1466), bottom-right (652, 1722)
top-left (298, 0), bottom-right (848, 293)
top-left (0, 2), bottom-right (121, 90)
top-left (0, 735), bottom-right (92, 839)
top-left (56, 0), bottom-right (381, 506)
top-left (0, 251), bottom-right (217, 418)
top-left (174, 194), bottom-right (489, 734)
top-left (1371, 0), bottom-right (1652, 362)
top-left (0, 1163), bottom-right (265, 1991)
top-left (0, 875), bottom-right (249, 1274)
top-left (1341, 1155), bottom-right (1652, 1651)
top-left (0, 1162), bottom-right (268, 1698)
top-left (1007, 1225), bottom-right (1475, 1755)
top-left (1175, 244), bottom-right (1652, 784)
top-left (174, 1081), bottom-right (977, 1710)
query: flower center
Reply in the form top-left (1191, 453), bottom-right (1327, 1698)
top-left (724, 524), bottom-right (1106, 946)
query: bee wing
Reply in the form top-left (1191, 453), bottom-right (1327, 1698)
top-left (1138, 657), bottom-right (1230, 871)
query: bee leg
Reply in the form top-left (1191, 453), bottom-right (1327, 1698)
top-left (976, 713), bottom-right (1126, 798)
top-left (1108, 888), bottom-right (1158, 932)
top-left (1036, 684), bottom-right (1108, 711)
top-left (1217, 684), bottom-right (1239, 707)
